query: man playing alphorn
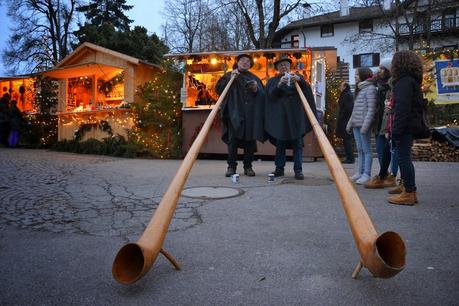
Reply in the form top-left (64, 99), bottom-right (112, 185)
top-left (216, 54), bottom-right (265, 177)
top-left (265, 54), bottom-right (317, 180)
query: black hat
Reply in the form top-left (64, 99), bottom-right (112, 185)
top-left (274, 54), bottom-right (292, 68)
top-left (236, 53), bottom-right (254, 68)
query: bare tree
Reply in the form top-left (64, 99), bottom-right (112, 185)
top-left (344, 0), bottom-right (457, 53)
top-left (2, 0), bottom-right (78, 73)
top-left (162, 0), bottom-right (206, 52)
top-left (231, 0), bottom-right (304, 49)
top-left (162, 0), bottom-right (313, 52)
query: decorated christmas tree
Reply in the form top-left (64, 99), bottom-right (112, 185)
top-left (131, 66), bottom-right (183, 158)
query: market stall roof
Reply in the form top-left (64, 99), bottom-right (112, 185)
top-left (164, 47), bottom-right (311, 59)
top-left (43, 62), bottom-right (124, 80)
top-left (0, 75), bottom-right (36, 81)
top-left (56, 42), bottom-right (161, 70)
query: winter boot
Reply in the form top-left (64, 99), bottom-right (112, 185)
top-left (244, 167), bottom-right (256, 176)
top-left (383, 174), bottom-right (397, 187)
top-left (225, 167), bottom-right (236, 177)
top-left (388, 190), bottom-right (417, 206)
top-left (294, 172), bottom-right (304, 180)
top-left (388, 180), bottom-right (404, 194)
top-left (364, 175), bottom-right (385, 189)
top-left (271, 167), bottom-right (284, 177)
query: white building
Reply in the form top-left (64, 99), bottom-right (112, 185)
top-left (275, 0), bottom-right (459, 84)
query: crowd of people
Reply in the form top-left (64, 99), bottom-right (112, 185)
top-left (0, 87), bottom-right (23, 148)
top-left (336, 50), bottom-right (427, 206)
top-left (217, 50), bottom-right (427, 206)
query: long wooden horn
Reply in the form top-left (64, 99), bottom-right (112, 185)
top-left (294, 82), bottom-right (406, 278)
top-left (112, 74), bottom-right (237, 284)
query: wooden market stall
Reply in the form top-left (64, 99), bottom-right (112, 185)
top-left (164, 47), bottom-right (337, 158)
top-left (0, 76), bottom-right (36, 113)
top-left (44, 42), bottom-right (161, 141)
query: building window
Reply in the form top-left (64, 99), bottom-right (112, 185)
top-left (353, 53), bottom-right (380, 68)
top-left (443, 8), bottom-right (456, 30)
top-left (291, 35), bottom-right (299, 48)
top-left (320, 24), bottom-right (334, 37)
top-left (359, 19), bottom-right (373, 33)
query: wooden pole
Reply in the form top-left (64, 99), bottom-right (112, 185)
top-left (294, 82), bottom-right (406, 278)
top-left (112, 74), bottom-right (237, 284)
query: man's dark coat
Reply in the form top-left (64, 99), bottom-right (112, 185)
top-left (216, 71), bottom-right (265, 145)
top-left (336, 87), bottom-right (354, 139)
top-left (265, 74), bottom-right (317, 144)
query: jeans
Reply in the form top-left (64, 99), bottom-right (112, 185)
top-left (376, 134), bottom-right (398, 177)
top-left (396, 134), bottom-right (415, 192)
top-left (274, 138), bottom-right (303, 173)
top-left (8, 130), bottom-right (20, 148)
top-left (353, 128), bottom-right (372, 176)
top-left (227, 139), bottom-right (256, 169)
top-left (343, 134), bottom-right (354, 161)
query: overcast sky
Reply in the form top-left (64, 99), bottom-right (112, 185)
top-left (0, 0), bottom-right (166, 75)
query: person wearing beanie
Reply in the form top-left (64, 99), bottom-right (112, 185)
top-left (364, 57), bottom-right (399, 189)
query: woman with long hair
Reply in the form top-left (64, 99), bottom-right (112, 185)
top-left (388, 50), bottom-right (425, 205)
top-left (346, 67), bottom-right (377, 184)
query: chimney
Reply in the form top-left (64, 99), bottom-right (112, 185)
top-left (340, 0), bottom-right (349, 17)
top-left (383, 0), bottom-right (391, 11)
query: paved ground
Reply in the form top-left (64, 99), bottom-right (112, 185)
top-left (0, 148), bottom-right (458, 305)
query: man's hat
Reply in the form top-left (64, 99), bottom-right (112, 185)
top-left (236, 53), bottom-right (254, 67)
top-left (274, 54), bottom-right (293, 68)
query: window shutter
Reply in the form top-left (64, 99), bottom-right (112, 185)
top-left (373, 53), bottom-right (380, 67)
top-left (353, 55), bottom-right (360, 68)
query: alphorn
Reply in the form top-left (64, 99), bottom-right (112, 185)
top-left (294, 82), bottom-right (405, 278)
top-left (112, 73), bottom-right (237, 284)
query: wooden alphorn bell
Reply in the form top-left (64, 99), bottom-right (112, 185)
top-left (294, 82), bottom-right (406, 278)
top-left (112, 74), bottom-right (237, 284)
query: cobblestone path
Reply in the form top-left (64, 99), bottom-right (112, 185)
top-left (0, 149), bottom-right (205, 241)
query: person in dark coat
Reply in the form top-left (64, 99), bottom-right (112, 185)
top-left (216, 54), bottom-right (265, 177)
top-left (336, 81), bottom-right (354, 164)
top-left (265, 55), bottom-right (317, 180)
top-left (387, 50), bottom-right (425, 206)
top-left (0, 97), bottom-right (11, 146)
top-left (8, 100), bottom-right (22, 148)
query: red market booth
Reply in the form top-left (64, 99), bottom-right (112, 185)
top-left (165, 47), bottom-right (337, 158)
top-left (44, 42), bottom-right (161, 141)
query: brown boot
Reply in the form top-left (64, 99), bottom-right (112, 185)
top-left (364, 175), bottom-right (385, 189)
top-left (383, 174), bottom-right (397, 187)
top-left (388, 180), bottom-right (403, 194)
top-left (388, 190), bottom-right (417, 205)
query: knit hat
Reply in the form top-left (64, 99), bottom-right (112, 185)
top-left (380, 58), bottom-right (392, 71)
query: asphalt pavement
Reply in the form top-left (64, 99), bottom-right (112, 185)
top-left (0, 148), bottom-right (458, 305)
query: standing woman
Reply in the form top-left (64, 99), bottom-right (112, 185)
top-left (8, 100), bottom-right (22, 148)
top-left (336, 81), bottom-right (354, 164)
top-left (388, 50), bottom-right (425, 205)
top-left (346, 67), bottom-right (377, 184)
